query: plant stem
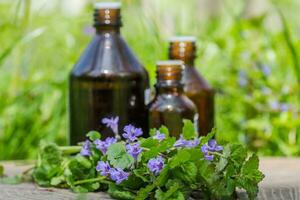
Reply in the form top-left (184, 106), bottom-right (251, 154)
top-left (74, 176), bottom-right (112, 186)
top-left (210, 151), bottom-right (226, 158)
top-left (59, 146), bottom-right (81, 155)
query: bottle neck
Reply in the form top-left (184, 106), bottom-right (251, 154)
top-left (169, 41), bottom-right (196, 67)
top-left (93, 8), bottom-right (122, 34)
top-left (95, 26), bottom-right (120, 34)
top-left (155, 82), bottom-right (183, 95)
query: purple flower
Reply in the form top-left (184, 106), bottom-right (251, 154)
top-left (173, 135), bottom-right (199, 149)
top-left (153, 131), bottom-right (166, 141)
top-left (261, 64), bottom-right (271, 76)
top-left (80, 140), bottom-right (91, 156)
top-left (147, 156), bottom-right (164, 175)
top-left (261, 87), bottom-right (271, 95)
top-left (96, 161), bottom-right (111, 176)
top-left (126, 143), bottom-right (143, 160)
top-left (173, 135), bottom-right (189, 148)
top-left (204, 154), bottom-right (214, 161)
top-left (186, 138), bottom-right (200, 148)
top-left (269, 100), bottom-right (280, 111)
top-left (94, 137), bottom-right (117, 154)
top-left (201, 139), bottom-right (223, 161)
top-left (102, 116), bottom-right (119, 135)
top-left (280, 103), bottom-right (289, 112)
top-left (122, 124), bottom-right (143, 142)
top-left (207, 139), bottom-right (223, 152)
top-left (238, 71), bottom-right (248, 87)
top-left (109, 168), bottom-right (130, 184)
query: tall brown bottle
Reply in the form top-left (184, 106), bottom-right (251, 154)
top-left (69, 2), bottom-right (149, 144)
top-left (169, 36), bottom-right (214, 136)
top-left (148, 61), bottom-right (198, 138)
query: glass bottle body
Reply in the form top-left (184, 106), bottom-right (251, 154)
top-left (148, 60), bottom-right (197, 138)
top-left (69, 29), bottom-right (149, 144)
top-left (183, 65), bottom-right (214, 135)
top-left (168, 38), bottom-right (214, 135)
top-left (148, 89), bottom-right (197, 138)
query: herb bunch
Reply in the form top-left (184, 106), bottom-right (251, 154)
top-left (33, 117), bottom-right (264, 200)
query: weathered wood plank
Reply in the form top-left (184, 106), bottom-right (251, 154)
top-left (1, 158), bottom-right (300, 200)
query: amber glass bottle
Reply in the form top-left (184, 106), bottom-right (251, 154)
top-left (148, 61), bottom-right (198, 138)
top-left (169, 36), bottom-right (214, 136)
top-left (69, 2), bottom-right (149, 144)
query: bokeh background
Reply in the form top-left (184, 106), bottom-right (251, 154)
top-left (1, 0), bottom-right (300, 159)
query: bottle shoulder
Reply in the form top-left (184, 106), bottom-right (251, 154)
top-left (148, 93), bottom-right (197, 113)
top-left (71, 34), bottom-right (148, 79)
top-left (183, 66), bottom-right (213, 93)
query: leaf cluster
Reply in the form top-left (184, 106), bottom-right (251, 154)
top-left (32, 121), bottom-right (264, 200)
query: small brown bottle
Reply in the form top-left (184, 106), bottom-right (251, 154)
top-left (169, 36), bottom-right (214, 136)
top-left (148, 61), bottom-right (198, 138)
top-left (69, 2), bottom-right (149, 144)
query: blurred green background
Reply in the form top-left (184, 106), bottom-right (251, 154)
top-left (1, 0), bottom-right (300, 159)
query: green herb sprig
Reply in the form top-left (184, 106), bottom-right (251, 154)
top-left (32, 119), bottom-right (264, 200)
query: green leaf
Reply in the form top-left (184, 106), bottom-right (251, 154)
top-left (159, 125), bottom-right (169, 137)
top-left (173, 162), bottom-right (197, 184)
top-left (155, 180), bottom-right (185, 200)
top-left (149, 128), bottom-right (157, 136)
top-left (140, 137), bottom-right (159, 149)
top-left (142, 138), bottom-right (175, 161)
top-left (155, 166), bottom-right (170, 186)
top-left (169, 149), bottom-right (191, 168)
top-left (50, 175), bottom-right (65, 186)
top-left (197, 159), bottom-right (215, 185)
top-left (86, 131), bottom-right (101, 141)
top-left (200, 128), bottom-right (216, 145)
top-left (136, 184), bottom-right (156, 200)
top-left (133, 168), bottom-right (150, 182)
top-left (108, 184), bottom-right (136, 200)
top-left (76, 156), bottom-right (92, 169)
top-left (182, 119), bottom-right (196, 139)
top-left (107, 143), bottom-right (134, 169)
top-left (237, 154), bottom-right (265, 200)
top-left (72, 185), bottom-right (89, 193)
top-left (216, 157), bottom-right (228, 172)
top-left (38, 141), bottom-right (62, 167)
top-left (211, 178), bottom-right (235, 198)
top-left (229, 144), bottom-right (247, 167)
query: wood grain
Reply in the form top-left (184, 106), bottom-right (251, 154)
top-left (1, 158), bottom-right (300, 200)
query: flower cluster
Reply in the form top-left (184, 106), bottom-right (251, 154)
top-left (153, 131), bottom-right (165, 141)
top-left (123, 124), bottom-right (143, 142)
top-left (93, 118), bottom-right (145, 184)
top-left (147, 156), bottom-right (164, 175)
top-left (173, 135), bottom-right (200, 149)
top-left (126, 143), bottom-right (142, 160)
top-left (80, 116), bottom-right (224, 185)
top-left (201, 139), bottom-right (223, 161)
top-left (80, 140), bottom-right (92, 156)
top-left (96, 161), bottom-right (129, 184)
top-left (94, 137), bottom-right (117, 154)
top-left (102, 116), bottom-right (119, 135)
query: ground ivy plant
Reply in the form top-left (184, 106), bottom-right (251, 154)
top-left (32, 117), bottom-right (264, 200)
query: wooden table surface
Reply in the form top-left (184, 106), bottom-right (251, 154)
top-left (1, 158), bottom-right (300, 200)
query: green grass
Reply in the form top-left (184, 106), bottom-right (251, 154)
top-left (0, 0), bottom-right (300, 159)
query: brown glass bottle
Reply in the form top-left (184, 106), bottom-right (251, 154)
top-left (69, 3), bottom-right (149, 144)
top-left (169, 36), bottom-right (214, 136)
top-left (148, 61), bottom-right (197, 138)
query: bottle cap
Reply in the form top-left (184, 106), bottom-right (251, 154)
top-left (94, 2), bottom-right (121, 9)
top-left (157, 60), bottom-right (184, 66)
top-left (169, 36), bottom-right (197, 42)
top-left (156, 60), bottom-right (183, 83)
